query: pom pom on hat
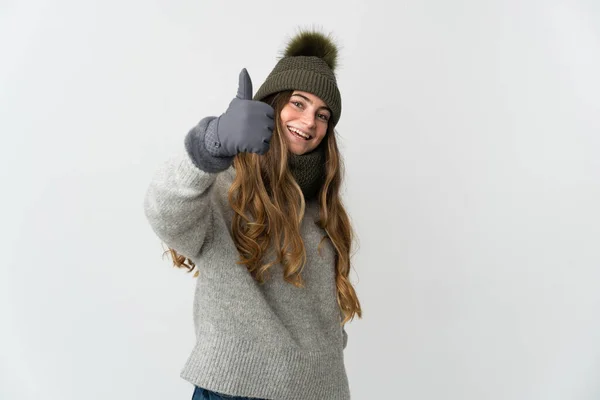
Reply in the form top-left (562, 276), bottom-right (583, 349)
top-left (282, 30), bottom-right (339, 72)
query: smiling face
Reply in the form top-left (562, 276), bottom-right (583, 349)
top-left (279, 90), bottom-right (331, 155)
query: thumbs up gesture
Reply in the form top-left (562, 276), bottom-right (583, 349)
top-left (209, 68), bottom-right (275, 157)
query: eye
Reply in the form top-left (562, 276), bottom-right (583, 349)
top-left (291, 101), bottom-right (303, 108)
top-left (318, 113), bottom-right (330, 121)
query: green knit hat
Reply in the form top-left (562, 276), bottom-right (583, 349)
top-left (253, 30), bottom-right (342, 127)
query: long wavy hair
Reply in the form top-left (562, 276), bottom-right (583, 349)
top-left (164, 91), bottom-right (361, 324)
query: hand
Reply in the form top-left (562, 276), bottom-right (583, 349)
top-left (210, 68), bottom-right (275, 156)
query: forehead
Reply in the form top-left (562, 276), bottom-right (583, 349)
top-left (291, 90), bottom-right (328, 109)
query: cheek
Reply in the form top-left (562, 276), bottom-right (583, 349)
top-left (279, 106), bottom-right (295, 123)
top-left (314, 129), bottom-right (327, 144)
top-left (315, 132), bottom-right (325, 146)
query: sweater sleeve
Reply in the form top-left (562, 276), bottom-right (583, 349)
top-left (143, 117), bottom-right (233, 260)
top-left (342, 326), bottom-right (348, 350)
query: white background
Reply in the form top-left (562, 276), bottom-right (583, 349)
top-left (1, 0), bottom-right (599, 399)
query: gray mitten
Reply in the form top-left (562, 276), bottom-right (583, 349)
top-left (206, 68), bottom-right (275, 157)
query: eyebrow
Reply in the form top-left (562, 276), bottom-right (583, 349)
top-left (291, 93), bottom-right (331, 114)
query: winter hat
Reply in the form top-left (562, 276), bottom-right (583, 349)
top-left (253, 29), bottom-right (342, 126)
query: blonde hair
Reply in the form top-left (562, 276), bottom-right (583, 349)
top-left (165, 91), bottom-right (361, 324)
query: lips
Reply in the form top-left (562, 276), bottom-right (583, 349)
top-left (287, 126), bottom-right (311, 141)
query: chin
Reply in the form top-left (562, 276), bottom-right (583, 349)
top-left (289, 146), bottom-right (309, 155)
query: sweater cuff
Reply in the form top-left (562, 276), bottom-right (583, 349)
top-left (185, 116), bottom-right (234, 173)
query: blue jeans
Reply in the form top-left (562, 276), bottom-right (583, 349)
top-left (192, 386), bottom-right (265, 400)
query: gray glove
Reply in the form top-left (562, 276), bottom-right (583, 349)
top-left (206, 68), bottom-right (275, 157)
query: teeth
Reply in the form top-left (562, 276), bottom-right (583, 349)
top-left (288, 126), bottom-right (310, 139)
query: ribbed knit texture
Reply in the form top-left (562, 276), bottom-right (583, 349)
top-left (288, 142), bottom-right (326, 200)
top-left (144, 123), bottom-right (349, 399)
top-left (253, 56), bottom-right (342, 127)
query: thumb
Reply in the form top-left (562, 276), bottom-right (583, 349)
top-left (236, 68), bottom-right (253, 100)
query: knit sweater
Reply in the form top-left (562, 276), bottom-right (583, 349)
top-left (143, 117), bottom-right (350, 400)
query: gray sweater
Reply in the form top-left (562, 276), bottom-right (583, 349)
top-left (144, 117), bottom-right (350, 400)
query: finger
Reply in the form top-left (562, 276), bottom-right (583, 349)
top-left (263, 104), bottom-right (275, 118)
top-left (236, 68), bottom-right (253, 100)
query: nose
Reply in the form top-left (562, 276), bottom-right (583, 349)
top-left (301, 113), bottom-right (316, 129)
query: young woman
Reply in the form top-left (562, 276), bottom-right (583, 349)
top-left (144, 30), bottom-right (362, 400)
